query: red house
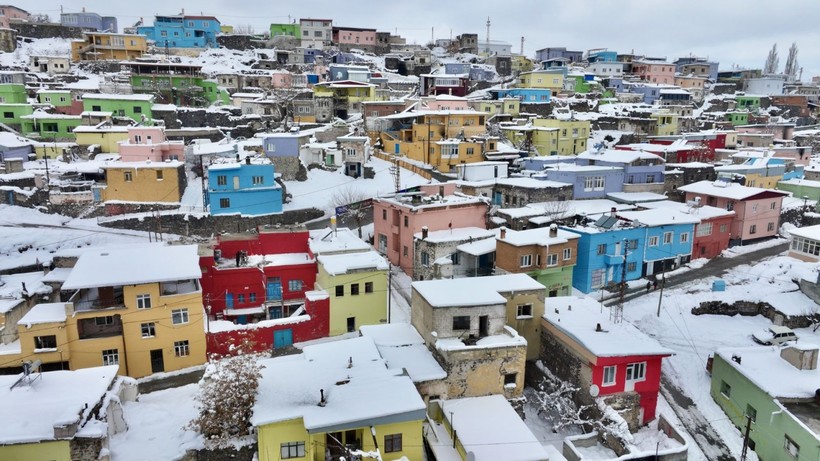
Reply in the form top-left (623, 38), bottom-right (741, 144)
top-left (199, 227), bottom-right (318, 323)
top-left (639, 200), bottom-right (735, 259)
top-left (540, 296), bottom-right (673, 427)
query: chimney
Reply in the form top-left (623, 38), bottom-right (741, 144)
top-left (549, 224), bottom-right (558, 238)
top-left (318, 389), bottom-right (326, 407)
top-left (610, 207), bottom-right (617, 217)
top-left (347, 356), bottom-right (353, 368)
top-left (595, 323), bottom-right (602, 332)
top-left (245, 156), bottom-right (251, 165)
top-left (500, 226), bottom-right (506, 239)
top-left (421, 226), bottom-right (428, 239)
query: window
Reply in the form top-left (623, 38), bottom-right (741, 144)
top-left (249, 293), bottom-right (256, 303)
top-left (217, 175), bottom-right (227, 186)
top-left (384, 434), bottom-right (402, 453)
top-left (591, 268), bottom-right (606, 289)
top-left (421, 251), bottom-right (430, 266)
top-left (2, 111), bottom-right (12, 119)
top-left (281, 441), bottom-right (306, 459)
top-left (627, 262), bottom-right (637, 272)
top-left (727, 200), bottom-right (734, 212)
top-left (124, 171), bottom-right (133, 182)
top-left (745, 404), bottom-right (757, 423)
top-left (520, 254), bottom-right (533, 267)
top-left (696, 222), bottom-right (713, 237)
top-left (680, 232), bottom-right (689, 243)
top-left (136, 294), bottom-right (151, 309)
top-left (663, 232), bottom-right (673, 244)
top-left (403, 246), bottom-right (408, 257)
top-left (517, 304), bottom-right (533, 318)
top-left (102, 349), bottom-right (119, 366)
top-left (174, 340), bottom-right (190, 357)
top-left (720, 380), bottom-right (731, 398)
top-left (404, 215), bottom-right (408, 227)
top-left (238, 294), bottom-right (245, 304)
top-left (770, 201), bottom-right (777, 210)
top-left (602, 365), bottom-right (616, 386)
top-left (382, 209), bottom-right (387, 220)
top-left (451, 252), bottom-right (460, 265)
top-left (767, 222), bottom-right (775, 232)
top-left (452, 315), bottom-right (470, 330)
top-left (252, 176), bottom-right (264, 185)
top-left (720, 224), bottom-right (728, 234)
top-left (171, 308), bottom-right (189, 325)
top-left (749, 224), bottom-right (757, 235)
top-left (156, 170), bottom-right (163, 180)
top-left (34, 335), bottom-right (57, 349)
top-left (504, 373), bottom-right (517, 385)
top-left (219, 198), bottom-right (230, 208)
top-left (133, 106), bottom-right (142, 114)
top-left (584, 176), bottom-right (605, 191)
top-left (784, 435), bottom-right (799, 458)
top-left (563, 248), bottom-right (572, 260)
top-left (546, 254), bottom-right (558, 266)
top-left (365, 282), bottom-right (373, 293)
top-left (626, 362), bottom-right (646, 381)
top-left (351, 283), bottom-right (360, 296)
top-left (648, 236), bottom-right (659, 247)
top-left (597, 243), bottom-right (607, 255)
top-left (627, 239), bottom-right (639, 250)
top-left (141, 322), bottom-right (156, 338)
top-left (94, 315), bottom-right (114, 326)
top-left (288, 280), bottom-right (303, 292)
top-left (335, 285), bottom-right (344, 297)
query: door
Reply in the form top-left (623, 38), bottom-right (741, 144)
top-left (394, 143), bottom-right (400, 154)
top-left (269, 306), bottom-right (282, 319)
top-left (266, 278), bottom-right (282, 301)
top-left (479, 315), bottom-right (489, 338)
top-left (225, 293), bottom-right (234, 309)
top-left (150, 349), bottom-right (164, 373)
top-left (347, 317), bottom-right (356, 333)
top-left (273, 329), bottom-right (293, 349)
top-left (232, 176), bottom-right (239, 190)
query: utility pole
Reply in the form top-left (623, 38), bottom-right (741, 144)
top-left (656, 269), bottom-right (665, 317)
top-left (740, 414), bottom-right (753, 461)
top-left (387, 262), bottom-right (392, 323)
top-left (613, 238), bottom-right (627, 323)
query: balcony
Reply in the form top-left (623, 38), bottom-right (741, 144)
top-left (69, 287), bottom-right (125, 312)
top-left (605, 254), bottom-right (625, 265)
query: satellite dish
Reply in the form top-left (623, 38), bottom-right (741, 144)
top-left (589, 384), bottom-right (600, 397)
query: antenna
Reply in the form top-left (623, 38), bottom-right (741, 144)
top-left (485, 17), bottom-right (491, 54)
top-left (520, 36), bottom-right (524, 56)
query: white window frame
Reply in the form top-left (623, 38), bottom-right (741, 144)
top-left (563, 248), bottom-right (572, 260)
top-left (102, 349), bottom-right (119, 366)
top-left (626, 362), bottom-right (646, 383)
top-left (546, 254), bottom-right (558, 266)
top-left (695, 222), bottom-right (712, 237)
top-left (171, 308), bottom-right (189, 325)
top-left (648, 236), bottom-right (659, 247)
top-left (516, 304), bottom-right (533, 319)
top-left (680, 232), bottom-right (689, 243)
top-left (141, 322), bottom-right (156, 338)
top-left (602, 365), bottom-right (616, 386)
top-left (174, 340), bottom-right (190, 357)
top-left (136, 294), bottom-right (152, 309)
top-left (663, 232), bottom-right (673, 244)
top-left (520, 254), bottom-right (533, 268)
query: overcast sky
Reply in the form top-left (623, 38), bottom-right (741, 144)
top-left (27, 0), bottom-right (820, 78)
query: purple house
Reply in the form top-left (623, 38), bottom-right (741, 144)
top-left (535, 164), bottom-right (624, 199)
top-left (263, 132), bottom-right (310, 158)
top-left (576, 149), bottom-right (665, 193)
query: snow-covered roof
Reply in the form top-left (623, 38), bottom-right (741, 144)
top-left (359, 323), bottom-right (447, 382)
top-left (82, 93), bottom-right (154, 102)
top-left (457, 236), bottom-right (498, 256)
top-left (413, 226), bottom-right (495, 243)
top-left (715, 346), bottom-right (820, 399)
top-left (0, 366), bottom-right (119, 445)
top-left (499, 227), bottom-right (579, 247)
top-left (678, 180), bottom-right (789, 200)
top-left (413, 274), bottom-right (545, 308)
top-left (251, 336), bottom-right (426, 430)
top-left (779, 178), bottom-right (820, 188)
top-left (543, 296), bottom-right (674, 358)
top-left (788, 224), bottom-right (820, 242)
top-left (0, 271), bottom-right (51, 301)
top-left (577, 149), bottom-right (664, 164)
top-left (0, 132), bottom-right (35, 148)
top-left (317, 250), bottom-right (388, 276)
top-left (606, 192), bottom-right (669, 204)
top-left (639, 200), bottom-right (736, 220)
top-left (439, 395), bottom-right (551, 461)
top-left (498, 199), bottom-right (636, 220)
top-left (18, 302), bottom-right (67, 326)
top-left (62, 244), bottom-right (201, 290)
top-left (617, 208), bottom-right (701, 227)
top-left (540, 164), bottom-right (623, 173)
top-left (308, 227), bottom-right (371, 255)
top-left (244, 253), bottom-right (313, 268)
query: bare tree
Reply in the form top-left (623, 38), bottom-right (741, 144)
top-left (329, 186), bottom-right (371, 238)
top-left (784, 42), bottom-right (799, 82)
top-left (232, 24), bottom-right (255, 35)
top-left (764, 43), bottom-right (779, 75)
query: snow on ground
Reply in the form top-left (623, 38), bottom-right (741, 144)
top-left (0, 37), bottom-right (71, 68)
top-left (0, 205), bottom-right (155, 270)
top-left (109, 384), bottom-right (204, 461)
top-left (285, 156), bottom-right (433, 212)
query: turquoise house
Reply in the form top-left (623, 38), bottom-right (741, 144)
top-left (208, 158), bottom-right (283, 216)
top-left (138, 14), bottom-right (221, 48)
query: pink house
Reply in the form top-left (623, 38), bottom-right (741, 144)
top-left (118, 127), bottom-right (185, 162)
top-left (678, 180), bottom-right (789, 244)
top-left (372, 183), bottom-right (489, 276)
top-left (631, 60), bottom-right (675, 85)
top-left (422, 94), bottom-right (470, 111)
top-left (0, 5), bottom-right (29, 29)
top-left (332, 26), bottom-right (377, 52)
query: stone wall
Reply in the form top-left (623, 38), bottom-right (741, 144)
top-left (70, 437), bottom-right (104, 461)
top-left (494, 183), bottom-right (572, 207)
top-left (99, 207), bottom-right (323, 237)
top-left (271, 157), bottom-right (305, 181)
top-left (692, 300), bottom-right (817, 328)
top-left (216, 34), bottom-right (255, 50)
top-left (180, 445), bottom-right (257, 461)
top-left (12, 22), bottom-right (84, 39)
top-left (433, 343), bottom-right (526, 399)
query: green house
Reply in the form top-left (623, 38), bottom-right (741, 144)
top-left (37, 90), bottom-right (74, 110)
top-left (0, 83), bottom-right (27, 104)
top-left (81, 93), bottom-right (154, 124)
top-left (711, 346), bottom-right (820, 461)
top-left (130, 74), bottom-right (228, 107)
top-left (0, 103), bottom-right (34, 130)
top-left (269, 23), bottom-right (300, 38)
top-left (726, 111), bottom-right (749, 126)
top-left (777, 178), bottom-right (820, 205)
top-left (21, 112), bottom-right (83, 140)
top-left (736, 95), bottom-right (761, 111)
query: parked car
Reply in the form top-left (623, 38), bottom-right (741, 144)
top-left (752, 326), bottom-right (798, 345)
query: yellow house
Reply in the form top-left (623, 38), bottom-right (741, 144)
top-left (71, 32), bottom-right (147, 62)
top-left (252, 336), bottom-right (426, 461)
top-left (313, 81), bottom-right (378, 117)
top-left (315, 250), bottom-right (388, 336)
top-left (100, 161), bottom-right (186, 203)
top-left (532, 118), bottom-right (591, 155)
top-left (74, 124), bottom-right (130, 153)
top-left (518, 70), bottom-right (564, 94)
top-left (650, 110), bottom-right (679, 136)
top-left (377, 110), bottom-right (493, 172)
top-left (34, 141), bottom-right (78, 159)
top-left (468, 97), bottom-right (520, 118)
top-left (0, 365), bottom-right (126, 461)
top-left (0, 245), bottom-right (206, 378)
top-left (511, 55), bottom-right (535, 74)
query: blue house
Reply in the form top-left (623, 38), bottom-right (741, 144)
top-left (208, 158), bottom-right (282, 216)
top-left (61, 11), bottom-right (117, 32)
top-left (137, 14), bottom-right (221, 48)
top-left (536, 164), bottom-right (624, 199)
top-left (562, 214), bottom-right (647, 293)
top-left (263, 132), bottom-right (310, 158)
top-left (490, 88), bottom-right (551, 104)
top-left (587, 50), bottom-right (618, 63)
top-left (617, 209), bottom-right (698, 276)
top-left (576, 149), bottom-right (665, 192)
top-left (625, 83), bottom-right (664, 105)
